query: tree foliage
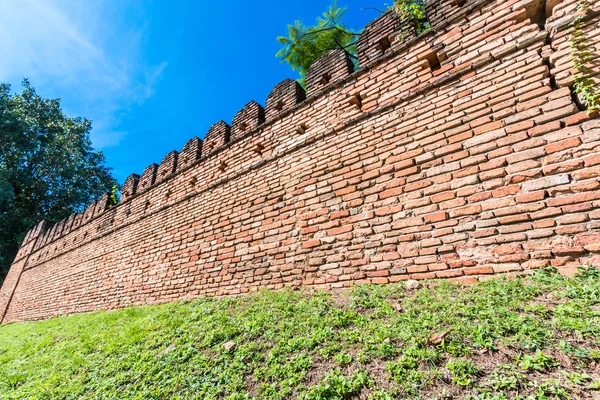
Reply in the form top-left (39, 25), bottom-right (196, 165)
top-left (276, 1), bottom-right (359, 87)
top-left (0, 80), bottom-right (116, 283)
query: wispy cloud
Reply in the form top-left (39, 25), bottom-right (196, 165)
top-left (0, 0), bottom-right (166, 148)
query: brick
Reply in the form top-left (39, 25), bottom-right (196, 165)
top-left (545, 137), bottom-right (582, 154)
top-left (572, 167), bottom-right (600, 181)
top-left (424, 211), bottom-right (448, 223)
top-left (552, 247), bottom-right (585, 256)
top-left (515, 191), bottom-right (545, 203)
top-left (464, 129), bottom-right (507, 148)
top-left (547, 192), bottom-right (600, 207)
top-left (449, 205), bottom-right (482, 218)
top-left (528, 121), bottom-right (561, 137)
top-left (303, 240), bottom-right (321, 249)
top-left (380, 187), bottom-right (404, 199)
top-left (521, 175), bottom-right (571, 192)
top-left (542, 160), bottom-right (584, 176)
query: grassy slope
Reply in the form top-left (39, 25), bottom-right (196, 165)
top-left (0, 268), bottom-right (599, 400)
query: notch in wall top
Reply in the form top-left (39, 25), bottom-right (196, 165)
top-left (157, 150), bottom-right (179, 182)
top-left (305, 49), bottom-right (355, 97)
top-left (266, 79), bottom-right (306, 121)
top-left (138, 164), bottom-right (159, 192)
top-left (122, 174), bottom-right (141, 202)
top-left (231, 101), bottom-right (266, 141)
top-left (203, 121), bottom-right (231, 157)
top-left (418, 47), bottom-right (446, 71)
top-left (178, 137), bottom-right (203, 172)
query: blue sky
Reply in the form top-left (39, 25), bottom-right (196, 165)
top-left (0, 0), bottom-right (386, 183)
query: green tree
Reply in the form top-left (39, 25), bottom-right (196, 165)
top-left (0, 80), bottom-right (117, 284)
top-left (276, 1), bottom-right (359, 87)
top-left (276, 1), bottom-right (430, 85)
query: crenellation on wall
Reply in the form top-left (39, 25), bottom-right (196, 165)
top-left (43, 223), bottom-right (58, 247)
top-left (203, 121), bottom-right (231, 155)
top-left (138, 164), bottom-right (159, 193)
top-left (424, 0), bottom-right (473, 31)
top-left (63, 214), bottom-right (77, 235)
top-left (50, 220), bottom-right (66, 242)
top-left (266, 79), bottom-right (306, 121)
top-left (82, 200), bottom-right (99, 225)
top-left (73, 213), bottom-right (84, 231)
top-left (305, 49), bottom-right (355, 97)
top-left (178, 137), bottom-right (203, 173)
top-left (156, 151), bottom-right (179, 183)
top-left (30, 221), bottom-right (48, 243)
top-left (94, 193), bottom-right (112, 218)
top-left (122, 174), bottom-right (141, 202)
top-left (231, 101), bottom-right (266, 141)
top-left (356, 10), bottom-right (416, 67)
top-left (3, 0), bottom-right (600, 323)
top-left (13, 220), bottom-right (48, 261)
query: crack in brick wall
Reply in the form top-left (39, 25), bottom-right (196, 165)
top-left (2, 0), bottom-right (600, 323)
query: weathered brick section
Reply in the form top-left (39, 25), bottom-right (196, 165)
top-left (2, 0), bottom-right (600, 323)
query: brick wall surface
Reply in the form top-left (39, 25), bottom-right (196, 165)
top-left (2, 0), bottom-right (600, 323)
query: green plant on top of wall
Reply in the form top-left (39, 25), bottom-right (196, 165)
top-left (395, 0), bottom-right (431, 35)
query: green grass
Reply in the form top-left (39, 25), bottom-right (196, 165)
top-left (1, 267), bottom-right (599, 399)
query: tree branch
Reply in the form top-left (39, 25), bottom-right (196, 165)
top-left (360, 7), bottom-right (386, 14)
top-left (296, 26), bottom-right (360, 43)
top-left (320, 38), bottom-right (359, 60)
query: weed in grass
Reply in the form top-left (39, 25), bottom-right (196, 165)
top-left (445, 358), bottom-right (482, 387)
top-left (484, 365), bottom-right (526, 391)
top-left (559, 369), bottom-right (591, 385)
top-left (517, 350), bottom-right (558, 372)
top-left (301, 369), bottom-right (372, 399)
top-left (535, 378), bottom-right (570, 399)
top-left (367, 389), bottom-right (394, 400)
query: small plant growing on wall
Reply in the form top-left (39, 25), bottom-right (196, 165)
top-left (570, 0), bottom-right (600, 112)
top-left (395, 0), bottom-right (431, 35)
top-left (108, 185), bottom-right (120, 208)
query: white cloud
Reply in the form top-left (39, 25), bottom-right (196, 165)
top-left (0, 0), bottom-right (166, 148)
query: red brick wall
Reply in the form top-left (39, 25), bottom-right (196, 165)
top-left (2, 0), bottom-right (600, 323)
